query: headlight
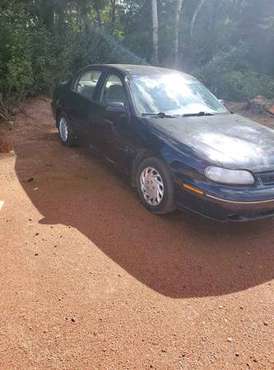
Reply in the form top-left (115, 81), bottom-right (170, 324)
top-left (205, 166), bottom-right (255, 185)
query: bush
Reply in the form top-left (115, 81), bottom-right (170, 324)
top-left (221, 71), bottom-right (274, 101)
top-left (0, 2), bottom-right (34, 103)
top-left (0, 0), bottom-right (144, 111)
top-left (195, 47), bottom-right (274, 101)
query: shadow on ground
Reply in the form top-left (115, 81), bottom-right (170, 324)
top-left (14, 100), bottom-right (274, 298)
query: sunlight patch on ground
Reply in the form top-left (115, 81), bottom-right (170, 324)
top-left (0, 201), bottom-right (4, 211)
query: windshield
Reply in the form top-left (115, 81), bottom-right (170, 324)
top-left (130, 73), bottom-right (228, 116)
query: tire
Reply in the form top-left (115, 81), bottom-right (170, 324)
top-left (136, 157), bottom-right (176, 215)
top-left (57, 113), bottom-right (78, 147)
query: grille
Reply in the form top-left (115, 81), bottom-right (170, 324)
top-left (258, 171), bottom-right (274, 186)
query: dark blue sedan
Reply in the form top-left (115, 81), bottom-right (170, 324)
top-left (52, 64), bottom-right (274, 221)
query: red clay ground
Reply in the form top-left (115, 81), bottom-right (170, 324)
top-left (0, 98), bottom-right (273, 370)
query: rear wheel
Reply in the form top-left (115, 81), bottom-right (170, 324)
top-left (136, 157), bottom-right (176, 214)
top-left (57, 113), bottom-right (77, 146)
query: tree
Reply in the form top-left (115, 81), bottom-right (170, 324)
top-left (110, 0), bottom-right (117, 33)
top-left (1, 0), bottom-right (274, 119)
top-left (151, 0), bottom-right (159, 64)
top-left (174, 0), bottom-right (184, 67)
top-left (190, 0), bottom-right (207, 38)
top-left (93, 0), bottom-right (102, 27)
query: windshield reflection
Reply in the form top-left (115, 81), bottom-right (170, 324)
top-left (130, 73), bottom-right (228, 116)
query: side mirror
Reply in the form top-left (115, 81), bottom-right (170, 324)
top-left (106, 101), bottom-right (126, 113)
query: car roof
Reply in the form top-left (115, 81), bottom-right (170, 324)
top-left (87, 64), bottom-right (196, 81)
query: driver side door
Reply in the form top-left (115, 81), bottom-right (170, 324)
top-left (94, 73), bottom-right (132, 167)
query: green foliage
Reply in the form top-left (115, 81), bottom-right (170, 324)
top-left (195, 46), bottom-right (274, 101)
top-left (221, 71), bottom-right (274, 101)
top-left (0, 0), bottom-right (274, 113)
top-left (0, 2), bottom-right (34, 102)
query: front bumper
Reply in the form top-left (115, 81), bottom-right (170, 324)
top-left (175, 181), bottom-right (274, 222)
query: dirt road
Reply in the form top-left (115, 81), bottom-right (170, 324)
top-left (0, 98), bottom-right (273, 369)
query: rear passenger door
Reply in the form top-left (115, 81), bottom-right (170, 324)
top-left (65, 69), bottom-right (103, 145)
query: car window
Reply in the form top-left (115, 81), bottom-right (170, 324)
top-left (74, 70), bottom-right (102, 100)
top-left (101, 74), bottom-right (127, 106)
top-left (130, 73), bottom-right (227, 116)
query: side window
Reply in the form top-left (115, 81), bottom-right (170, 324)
top-left (74, 70), bottom-right (102, 100)
top-left (101, 74), bottom-right (127, 106)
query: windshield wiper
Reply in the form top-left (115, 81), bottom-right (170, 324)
top-left (142, 112), bottom-right (177, 118)
top-left (182, 112), bottom-right (215, 117)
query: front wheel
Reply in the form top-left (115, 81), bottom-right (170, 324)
top-left (136, 157), bottom-right (176, 215)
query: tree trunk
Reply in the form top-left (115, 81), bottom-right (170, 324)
top-left (94, 0), bottom-right (102, 28)
top-left (151, 0), bottom-right (159, 64)
top-left (190, 0), bottom-right (206, 38)
top-left (56, 5), bottom-right (65, 32)
top-left (42, 4), bottom-right (55, 31)
top-left (110, 0), bottom-right (116, 34)
top-left (174, 0), bottom-right (184, 67)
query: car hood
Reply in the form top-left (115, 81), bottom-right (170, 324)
top-left (147, 113), bottom-right (274, 172)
